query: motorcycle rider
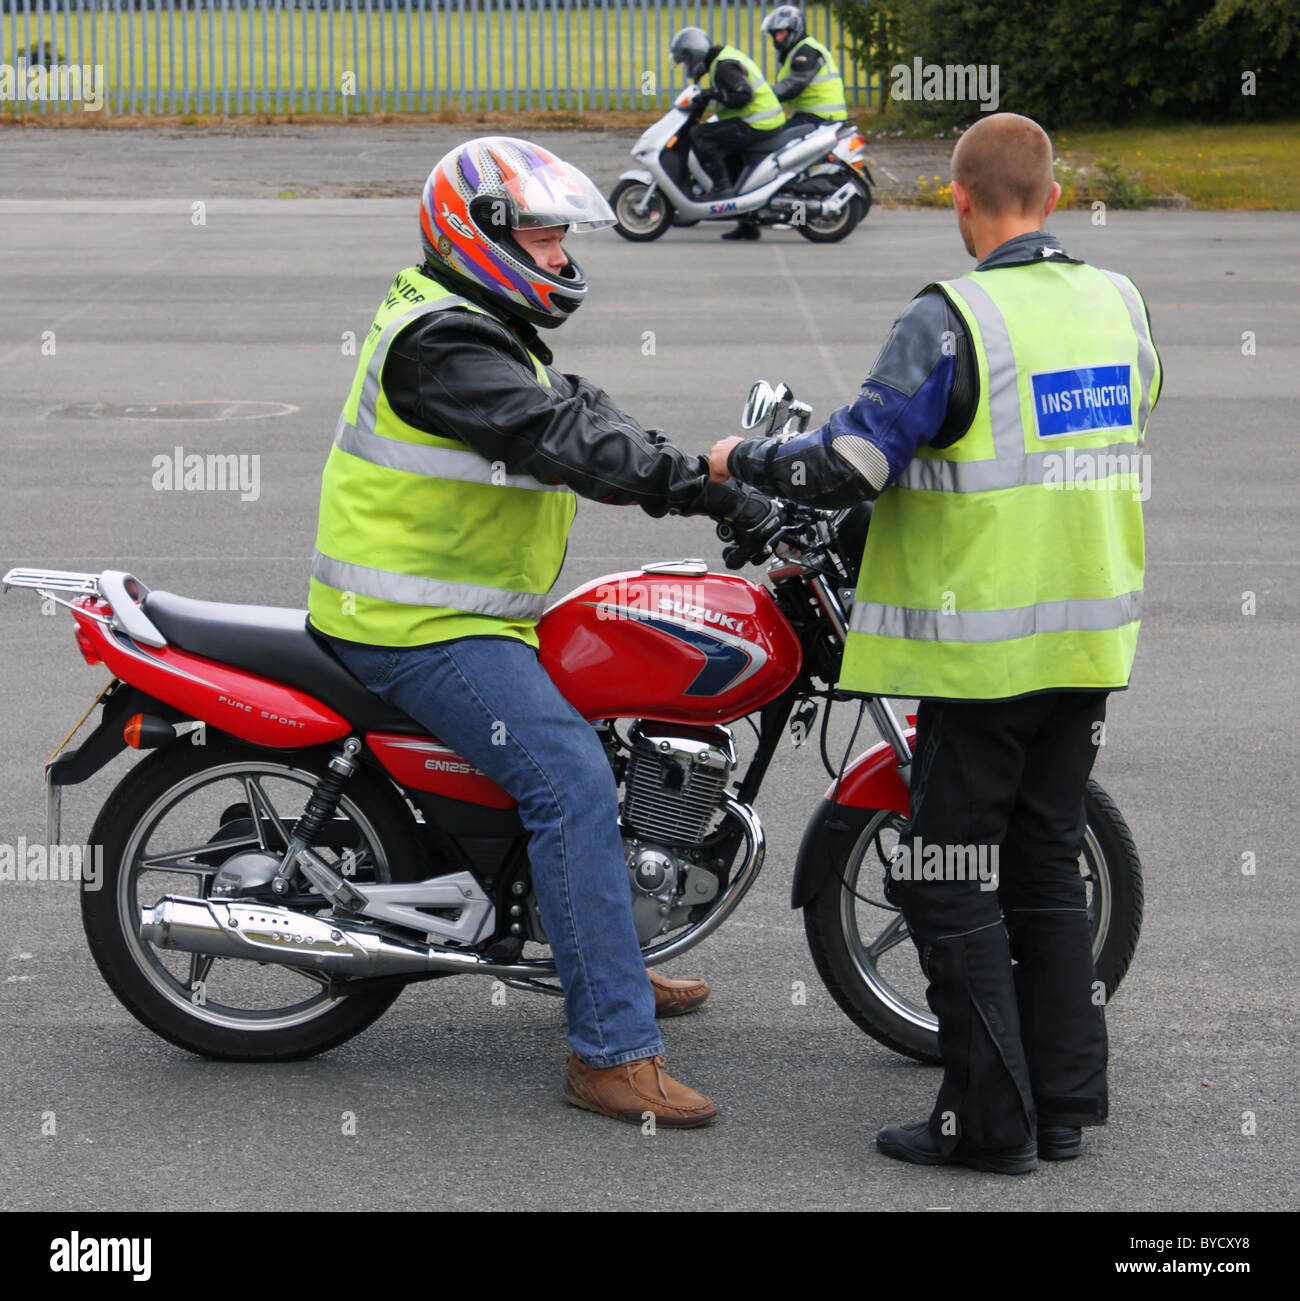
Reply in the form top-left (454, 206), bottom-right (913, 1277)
top-left (709, 113), bottom-right (1161, 1171)
top-left (670, 25), bottom-right (784, 241)
top-left (307, 136), bottom-right (781, 1127)
top-left (761, 6), bottom-right (849, 128)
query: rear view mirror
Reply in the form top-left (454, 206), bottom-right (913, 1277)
top-left (741, 380), bottom-right (792, 432)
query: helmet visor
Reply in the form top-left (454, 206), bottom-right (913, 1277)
top-left (505, 158), bottom-right (616, 233)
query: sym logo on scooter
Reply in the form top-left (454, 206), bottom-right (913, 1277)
top-left (709, 200), bottom-right (739, 214)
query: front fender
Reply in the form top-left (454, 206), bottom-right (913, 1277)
top-left (617, 168), bottom-right (656, 186)
top-left (790, 729), bottom-right (914, 909)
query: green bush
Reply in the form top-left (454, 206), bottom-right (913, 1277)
top-left (830, 0), bottom-right (1300, 129)
top-left (1091, 158), bottom-right (1154, 209)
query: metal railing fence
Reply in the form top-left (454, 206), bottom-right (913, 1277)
top-left (0, 0), bottom-right (876, 116)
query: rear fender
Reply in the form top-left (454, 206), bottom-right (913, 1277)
top-left (790, 727), bottom-right (915, 909)
top-left (47, 680), bottom-right (190, 788)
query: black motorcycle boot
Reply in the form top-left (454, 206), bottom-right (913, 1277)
top-left (721, 220), bottom-right (761, 241)
top-left (876, 1120), bottom-right (1039, 1174)
top-left (912, 923), bottom-right (1038, 1156)
top-left (1037, 1126), bottom-right (1083, 1160)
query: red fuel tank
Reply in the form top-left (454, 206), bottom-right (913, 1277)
top-left (538, 565), bottom-right (802, 725)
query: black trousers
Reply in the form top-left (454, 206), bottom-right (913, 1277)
top-left (691, 117), bottom-right (769, 189)
top-left (884, 690), bottom-right (1110, 1151)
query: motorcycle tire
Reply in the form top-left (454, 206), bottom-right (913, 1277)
top-left (802, 778), bottom-right (1143, 1064)
top-left (795, 192), bottom-right (866, 243)
top-left (610, 179), bottom-right (674, 241)
top-left (81, 738), bottom-right (430, 1062)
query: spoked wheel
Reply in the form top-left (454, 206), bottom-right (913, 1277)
top-left (82, 739), bottom-right (428, 1061)
top-left (610, 178), bottom-right (675, 241)
top-left (802, 779), bottom-right (1143, 1063)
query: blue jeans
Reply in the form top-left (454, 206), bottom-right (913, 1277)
top-left (325, 633), bottom-right (663, 1069)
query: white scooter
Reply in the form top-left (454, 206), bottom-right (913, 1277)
top-left (609, 83), bottom-right (873, 243)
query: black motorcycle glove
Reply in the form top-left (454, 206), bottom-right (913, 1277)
top-left (715, 485), bottom-right (786, 570)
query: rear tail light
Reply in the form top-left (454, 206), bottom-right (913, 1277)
top-left (73, 625), bottom-right (102, 666)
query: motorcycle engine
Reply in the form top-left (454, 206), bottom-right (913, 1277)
top-left (619, 722), bottom-right (736, 944)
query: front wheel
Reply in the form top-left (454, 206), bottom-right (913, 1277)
top-left (610, 178), bottom-right (674, 241)
top-left (802, 779), bottom-right (1143, 1063)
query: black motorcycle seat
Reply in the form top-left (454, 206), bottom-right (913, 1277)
top-left (142, 590), bottom-right (428, 735)
top-left (741, 120), bottom-right (823, 157)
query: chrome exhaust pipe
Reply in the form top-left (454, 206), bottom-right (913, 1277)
top-left (141, 796), bottom-right (766, 983)
top-left (140, 896), bottom-right (507, 979)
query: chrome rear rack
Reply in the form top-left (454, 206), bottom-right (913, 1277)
top-left (2, 567), bottom-right (100, 596)
top-left (3, 567), bottom-right (167, 648)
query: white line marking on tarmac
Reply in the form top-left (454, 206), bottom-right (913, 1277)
top-left (772, 244), bottom-right (853, 399)
top-left (0, 243), bottom-right (181, 370)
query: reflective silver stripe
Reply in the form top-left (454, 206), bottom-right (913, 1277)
top-left (900, 440), bottom-right (1142, 493)
top-left (312, 552), bottom-right (548, 622)
top-left (850, 589), bottom-right (1142, 643)
top-left (333, 414), bottom-right (571, 492)
top-left (942, 277), bottom-right (1025, 463)
top-left (745, 104), bottom-right (786, 126)
top-left (1100, 269), bottom-right (1157, 435)
top-left (899, 277), bottom-right (1144, 493)
top-left (831, 434), bottom-right (891, 491)
top-left (355, 293), bottom-right (472, 436)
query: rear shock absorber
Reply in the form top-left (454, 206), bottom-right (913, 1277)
top-left (271, 737), bottom-right (366, 909)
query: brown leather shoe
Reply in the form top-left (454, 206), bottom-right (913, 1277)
top-left (648, 968), bottom-right (710, 1018)
top-left (563, 1053), bottom-right (719, 1128)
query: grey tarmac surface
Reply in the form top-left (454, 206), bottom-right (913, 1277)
top-left (0, 128), bottom-right (1296, 1214)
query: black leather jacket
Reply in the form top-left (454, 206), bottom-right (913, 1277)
top-left (382, 266), bottom-right (759, 521)
top-left (772, 40), bottom-right (825, 102)
top-left (704, 45), bottom-right (759, 110)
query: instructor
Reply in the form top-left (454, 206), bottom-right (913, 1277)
top-left (710, 113), bottom-right (1162, 1172)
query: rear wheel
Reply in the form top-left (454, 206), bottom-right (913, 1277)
top-left (791, 163), bottom-right (868, 243)
top-left (610, 179), bottom-right (674, 241)
top-left (82, 739), bottom-right (429, 1061)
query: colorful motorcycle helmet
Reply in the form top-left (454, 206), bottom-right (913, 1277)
top-left (670, 27), bottom-right (712, 81)
top-left (420, 136), bottom-right (615, 330)
top-left (761, 5), bottom-right (806, 55)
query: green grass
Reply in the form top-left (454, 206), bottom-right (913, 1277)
top-left (0, 6), bottom-right (871, 116)
top-left (1060, 121), bottom-right (1300, 210)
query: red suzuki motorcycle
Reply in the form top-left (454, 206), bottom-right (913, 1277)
top-left (3, 382), bottom-right (1142, 1065)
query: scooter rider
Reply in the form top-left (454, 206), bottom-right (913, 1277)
top-left (761, 6), bottom-right (849, 127)
top-left (307, 137), bottom-right (783, 1127)
top-left (709, 114), bottom-right (1162, 1171)
top-left (670, 25), bottom-right (784, 241)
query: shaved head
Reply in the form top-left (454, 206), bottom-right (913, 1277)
top-left (951, 113), bottom-right (1055, 217)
